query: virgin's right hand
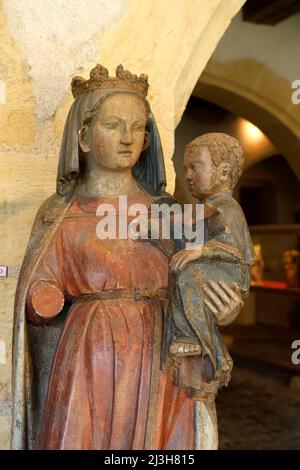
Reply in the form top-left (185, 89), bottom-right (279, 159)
top-left (203, 280), bottom-right (244, 326)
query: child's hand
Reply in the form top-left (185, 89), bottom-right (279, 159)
top-left (170, 247), bottom-right (203, 273)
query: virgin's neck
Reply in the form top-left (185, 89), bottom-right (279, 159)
top-left (78, 166), bottom-right (139, 198)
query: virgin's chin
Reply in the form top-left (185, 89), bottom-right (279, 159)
top-left (115, 161), bottom-right (136, 170)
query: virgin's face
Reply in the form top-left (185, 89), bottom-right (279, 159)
top-left (85, 93), bottom-right (147, 171)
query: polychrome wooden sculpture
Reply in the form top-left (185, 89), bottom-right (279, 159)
top-left (11, 65), bottom-right (245, 450)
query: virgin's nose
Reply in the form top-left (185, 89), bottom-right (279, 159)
top-left (120, 126), bottom-right (133, 145)
top-left (185, 173), bottom-right (193, 182)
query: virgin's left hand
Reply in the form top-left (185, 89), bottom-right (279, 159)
top-left (203, 280), bottom-right (244, 326)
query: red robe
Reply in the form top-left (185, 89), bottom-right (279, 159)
top-left (26, 194), bottom-right (194, 449)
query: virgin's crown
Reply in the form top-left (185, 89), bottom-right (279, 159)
top-left (71, 64), bottom-right (149, 98)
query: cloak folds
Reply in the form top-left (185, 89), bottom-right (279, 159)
top-left (11, 191), bottom-right (76, 449)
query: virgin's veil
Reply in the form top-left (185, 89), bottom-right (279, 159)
top-left (57, 89), bottom-right (166, 197)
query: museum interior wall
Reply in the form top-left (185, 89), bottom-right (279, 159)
top-left (194, 10), bottom-right (300, 178)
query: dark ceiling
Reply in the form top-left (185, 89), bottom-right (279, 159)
top-left (243, 0), bottom-right (300, 25)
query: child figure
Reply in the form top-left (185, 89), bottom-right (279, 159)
top-left (167, 133), bottom-right (255, 392)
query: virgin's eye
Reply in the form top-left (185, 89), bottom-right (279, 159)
top-left (101, 121), bottom-right (120, 130)
top-left (132, 123), bottom-right (146, 132)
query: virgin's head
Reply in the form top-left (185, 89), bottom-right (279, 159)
top-left (78, 91), bottom-right (151, 173)
top-left (57, 64), bottom-right (166, 196)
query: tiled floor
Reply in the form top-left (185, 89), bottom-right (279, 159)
top-left (216, 365), bottom-right (300, 449)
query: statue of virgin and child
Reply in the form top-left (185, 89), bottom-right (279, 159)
top-left (11, 64), bottom-right (251, 450)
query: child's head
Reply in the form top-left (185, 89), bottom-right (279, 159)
top-left (184, 132), bottom-right (244, 200)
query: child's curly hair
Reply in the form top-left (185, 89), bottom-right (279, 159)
top-left (186, 132), bottom-right (244, 189)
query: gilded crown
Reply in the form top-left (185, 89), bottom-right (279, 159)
top-left (71, 64), bottom-right (149, 99)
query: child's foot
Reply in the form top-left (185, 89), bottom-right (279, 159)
top-left (169, 339), bottom-right (202, 357)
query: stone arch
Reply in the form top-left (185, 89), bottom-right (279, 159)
top-left (193, 60), bottom-right (300, 179)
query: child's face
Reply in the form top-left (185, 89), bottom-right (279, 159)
top-left (184, 146), bottom-right (215, 200)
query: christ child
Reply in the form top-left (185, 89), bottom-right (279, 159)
top-left (169, 133), bottom-right (255, 388)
